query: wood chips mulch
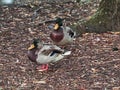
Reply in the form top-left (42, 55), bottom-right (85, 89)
top-left (0, 1), bottom-right (120, 90)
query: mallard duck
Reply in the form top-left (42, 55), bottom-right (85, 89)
top-left (50, 17), bottom-right (76, 45)
top-left (27, 39), bottom-right (71, 71)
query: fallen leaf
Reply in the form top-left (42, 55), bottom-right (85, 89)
top-left (112, 86), bottom-right (120, 90)
top-left (33, 80), bottom-right (46, 84)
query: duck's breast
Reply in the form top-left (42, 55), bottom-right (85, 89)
top-left (27, 48), bottom-right (37, 62)
top-left (50, 30), bottom-right (64, 42)
top-left (57, 30), bottom-right (73, 45)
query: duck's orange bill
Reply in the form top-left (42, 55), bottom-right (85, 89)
top-left (28, 44), bottom-right (35, 50)
top-left (54, 24), bottom-right (59, 30)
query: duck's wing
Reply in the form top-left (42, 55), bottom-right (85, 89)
top-left (64, 27), bottom-right (76, 38)
top-left (68, 29), bottom-right (75, 37)
top-left (36, 44), bottom-right (71, 63)
top-left (38, 45), bottom-right (64, 56)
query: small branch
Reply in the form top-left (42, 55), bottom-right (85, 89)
top-left (37, 19), bottom-right (56, 25)
top-left (95, 59), bottom-right (120, 65)
top-left (31, 6), bottom-right (43, 22)
top-left (37, 16), bottom-right (81, 26)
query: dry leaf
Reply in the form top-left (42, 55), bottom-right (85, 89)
top-left (112, 86), bottom-right (120, 90)
top-left (28, 28), bottom-right (36, 34)
top-left (33, 80), bottom-right (46, 84)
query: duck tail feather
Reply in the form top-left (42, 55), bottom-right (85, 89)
top-left (63, 51), bottom-right (71, 55)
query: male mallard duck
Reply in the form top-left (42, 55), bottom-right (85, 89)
top-left (27, 39), bottom-right (71, 71)
top-left (50, 17), bottom-right (76, 45)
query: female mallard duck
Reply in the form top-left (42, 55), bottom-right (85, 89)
top-left (27, 39), bottom-right (71, 71)
top-left (50, 17), bottom-right (76, 45)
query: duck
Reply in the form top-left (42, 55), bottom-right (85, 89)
top-left (27, 39), bottom-right (71, 71)
top-left (50, 17), bottom-right (76, 46)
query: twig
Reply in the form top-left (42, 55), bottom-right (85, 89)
top-left (95, 59), bottom-right (120, 65)
top-left (37, 19), bottom-right (56, 26)
top-left (37, 16), bottom-right (81, 26)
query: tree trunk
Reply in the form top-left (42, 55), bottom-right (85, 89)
top-left (85, 0), bottom-right (120, 33)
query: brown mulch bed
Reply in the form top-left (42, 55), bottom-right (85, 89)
top-left (0, 1), bottom-right (120, 90)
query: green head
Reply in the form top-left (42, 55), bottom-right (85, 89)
top-left (54, 17), bottom-right (64, 30)
top-left (28, 39), bottom-right (40, 50)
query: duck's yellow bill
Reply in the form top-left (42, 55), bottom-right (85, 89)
top-left (54, 24), bottom-right (59, 30)
top-left (28, 44), bottom-right (35, 50)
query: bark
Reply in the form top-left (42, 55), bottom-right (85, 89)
top-left (85, 0), bottom-right (120, 33)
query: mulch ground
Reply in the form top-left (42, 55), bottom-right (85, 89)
top-left (0, 1), bottom-right (120, 90)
